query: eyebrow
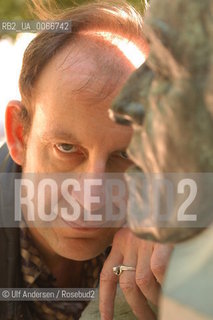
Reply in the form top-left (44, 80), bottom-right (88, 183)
top-left (41, 130), bottom-right (81, 144)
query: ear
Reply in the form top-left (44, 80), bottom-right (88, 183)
top-left (5, 100), bottom-right (26, 166)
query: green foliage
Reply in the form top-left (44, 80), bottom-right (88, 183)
top-left (0, 0), bottom-right (29, 20)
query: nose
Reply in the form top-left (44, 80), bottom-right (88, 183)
top-left (110, 63), bottom-right (154, 126)
top-left (86, 156), bottom-right (107, 175)
top-left (72, 154), bottom-right (107, 212)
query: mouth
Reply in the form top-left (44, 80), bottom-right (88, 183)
top-left (60, 217), bottom-right (114, 231)
top-left (59, 203), bottom-right (126, 230)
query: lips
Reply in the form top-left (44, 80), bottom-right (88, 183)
top-left (55, 189), bottom-right (127, 231)
top-left (61, 210), bottom-right (124, 230)
top-left (61, 212), bottom-right (125, 228)
top-left (61, 216), bottom-right (113, 229)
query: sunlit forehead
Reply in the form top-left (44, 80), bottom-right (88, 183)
top-left (84, 31), bottom-right (146, 68)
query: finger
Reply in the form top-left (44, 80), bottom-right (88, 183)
top-left (119, 237), bottom-right (156, 319)
top-left (136, 241), bottom-right (160, 306)
top-left (99, 242), bottom-right (123, 320)
top-left (120, 282), bottom-right (156, 320)
top-left (99, 228), bottom-right (130, 319)
top-left (151, 244), bottom-right (173, 284)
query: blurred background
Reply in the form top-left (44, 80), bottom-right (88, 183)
top-left (0, 0), bottom-right (147, 143)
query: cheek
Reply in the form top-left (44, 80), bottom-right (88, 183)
top-left (107, 159), bottom-right (133, 173)
top-left (24, 135), bottom-right (53, 172)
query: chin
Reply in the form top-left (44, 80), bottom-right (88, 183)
top-left (55, 237), bottom-right (110, 261)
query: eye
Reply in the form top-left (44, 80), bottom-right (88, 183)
top-left (118, 151), bottom-right (129, 160)
top-left (55, 143), bottom-right (78, 153)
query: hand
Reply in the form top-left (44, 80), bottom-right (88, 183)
top-left (99, 228), bottom-right (173, 320)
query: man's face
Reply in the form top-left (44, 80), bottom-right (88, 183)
top-left (22, 40), bottom-right (135, 260)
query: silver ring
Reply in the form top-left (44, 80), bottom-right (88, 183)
top-left (113, 265), bottom-right (136, 276)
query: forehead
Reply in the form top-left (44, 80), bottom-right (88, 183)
top-left (32, 35), bottom-right (135, 106)
top-left (30, 37), bottom-right (133, 143)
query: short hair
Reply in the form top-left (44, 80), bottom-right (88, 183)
top-left (19, 0), bottom-right (148, 130)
